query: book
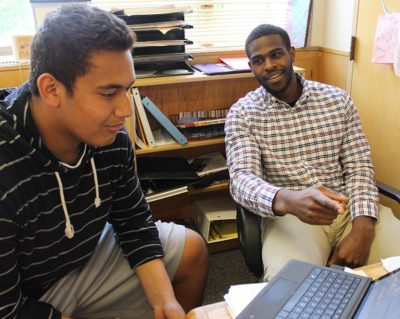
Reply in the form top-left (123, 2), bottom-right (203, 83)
top-left (175, 117), bottom-right (225, 128)
top-left (178, 123), bottom-right (225, 140)
top-left (189, 152), bottom-right (228, 177)
top-left (219, 57), bottom-right (251, 71)
top-left (142, 96), bottom-right (188, 144)
top-left (132, 87), bottom-right (156, 148)
top-left (146, 186), bottom-right (188, 203)
top-left (192, 63), bottom-right (243, 75)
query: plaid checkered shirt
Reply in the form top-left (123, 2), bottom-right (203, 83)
top-left (225, 75), bottom-right (378, 220)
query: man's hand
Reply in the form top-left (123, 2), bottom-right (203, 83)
top-left (273, 185), bottom-right (348, 225)
top-left (328, 216), bottom-right (375, 268)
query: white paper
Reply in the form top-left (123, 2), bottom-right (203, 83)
top-left (223, 282), bottom-right (267, 318)
top-left (381, 256), bottom-right (400, 272)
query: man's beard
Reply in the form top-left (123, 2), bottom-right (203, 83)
top-left (259, 65), bottom-right (294, 97)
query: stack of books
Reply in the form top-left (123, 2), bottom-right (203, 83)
top-left (174, 108), bottom-right (229, 140)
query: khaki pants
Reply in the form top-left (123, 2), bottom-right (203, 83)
top-left (261, 205), bottom-right (400, 281)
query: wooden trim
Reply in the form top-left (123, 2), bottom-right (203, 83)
top-left (135, 66), bottom-right (305, 88)
top-left (319, 47), bottom-right (349, 56)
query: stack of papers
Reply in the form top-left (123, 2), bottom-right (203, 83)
top-left (224, 283), bottom-right (267, 318)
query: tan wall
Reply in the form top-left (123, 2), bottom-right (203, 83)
top-left (350, 0), bottom-right (400, 217)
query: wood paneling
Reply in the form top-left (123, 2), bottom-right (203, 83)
top-left (0, 64), bottom-right (29, 88)
top-left (318, 48), bottom-right (349, 90)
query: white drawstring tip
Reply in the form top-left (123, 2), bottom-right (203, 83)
top-left (94, 197), bottom-right (101, 208)
top-left (65, 222), bottom-right (74, 239)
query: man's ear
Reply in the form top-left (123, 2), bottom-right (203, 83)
top-left (36, 73), bottom-right (64, 108)
top-left (289, 46), bottom-right (296, 64)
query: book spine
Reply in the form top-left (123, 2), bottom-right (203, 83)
top-left (176, 117), bottom-right (225, 128)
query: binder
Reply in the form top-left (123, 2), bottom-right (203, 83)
top-left (142, 96), bottom-right (188, 145)
top-left (132, 87), bottom-right (156, 148)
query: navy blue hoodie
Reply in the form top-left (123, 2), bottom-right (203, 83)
top-left (0, 83), bottom-right (163, 319)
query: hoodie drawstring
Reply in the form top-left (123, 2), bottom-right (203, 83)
top-left (90, 158), bottom-right (101, 208)
top-left (55, 156), bottom-right (101, 239)
top-left (55, 171), bottom-right (75, 239)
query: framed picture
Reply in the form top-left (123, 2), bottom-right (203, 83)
top-left (12, 35), bottom-right (34, 61)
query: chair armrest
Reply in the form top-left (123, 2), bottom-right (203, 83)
top-left (377, 181), bottom-right (400, 204)
top-left (236, 204), bottom-right (263, 277)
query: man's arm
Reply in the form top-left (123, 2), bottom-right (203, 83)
top-left (225, 101), bottom-right (281, 216)
top-left (328, 94), bottom-right (378, 267)
top-left (135, 259), bottom-right (185, 319)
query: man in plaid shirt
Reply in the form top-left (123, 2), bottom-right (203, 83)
top-left (225, 24), bottom-right (400, 281)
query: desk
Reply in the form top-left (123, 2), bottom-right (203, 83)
top-left (186, 262), bottom-right (388, 319)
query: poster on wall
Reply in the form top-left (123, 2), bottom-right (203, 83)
top-left (371, 13), bottom-right (400, 64)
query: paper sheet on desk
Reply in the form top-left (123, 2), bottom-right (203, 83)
top-left (344, 256), bottom-right (400, 278)
top-left (381, 256), bottom-right (400, 272)
top-left (224, 282), bottom-right (267, 318)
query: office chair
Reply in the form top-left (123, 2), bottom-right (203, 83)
top-left (236, 181), bottom-right (400, 278)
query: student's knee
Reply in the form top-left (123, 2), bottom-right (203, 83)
top-left (174, 229), bottom-right (208, 280)
top-left (184, 229), bottom-right (208, 269)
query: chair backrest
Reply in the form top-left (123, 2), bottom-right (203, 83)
top-left (236, 204), bottom-right (263, 277)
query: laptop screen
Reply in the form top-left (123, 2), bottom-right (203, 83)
top-left (353, 267), bottom-right (400, 318)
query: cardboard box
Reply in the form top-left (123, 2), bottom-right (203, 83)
top-left (192, 196), bottom-right (238, 243)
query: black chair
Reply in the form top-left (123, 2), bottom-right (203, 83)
top-left (236, 181), bottom-right (400, 278)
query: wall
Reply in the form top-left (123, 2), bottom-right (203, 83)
top-left (307, 0), bottom-right (353, 89)
top-left (350, 0), bottom-right (400, 217)
top-left (309, 0), bottom-right (355, 51)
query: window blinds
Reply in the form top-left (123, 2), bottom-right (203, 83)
top-left (91, 0), bottom-right (310, 52)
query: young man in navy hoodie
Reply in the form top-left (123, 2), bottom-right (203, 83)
top-left (0, 4), bottom-right (207, 319)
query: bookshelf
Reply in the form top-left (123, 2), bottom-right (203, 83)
top-left (129, 68), bottom-right (305, 252)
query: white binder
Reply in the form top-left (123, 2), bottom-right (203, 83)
top-left (132, 87), bottom-right (156, 148)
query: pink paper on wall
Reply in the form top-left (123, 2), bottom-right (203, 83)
top-left (371, 13), bottom-right (400, 64)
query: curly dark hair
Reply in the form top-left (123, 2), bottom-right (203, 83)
top-left (245, 24), bottom-right (291, 57)
top-left (29, 4), bottom-right (135, 95)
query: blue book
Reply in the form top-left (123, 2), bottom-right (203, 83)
top-left (142, 96), bottom-right (188, 145)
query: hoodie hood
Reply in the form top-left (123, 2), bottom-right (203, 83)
top-left (0, 83), bottom-right (101, 239)
top-left (0, 82), bottom-right (95, 174)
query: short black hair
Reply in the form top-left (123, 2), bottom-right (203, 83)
top-left (29, 4), bottom-right (135, 95)
top-left (245, 24), bottom-right (291, 57)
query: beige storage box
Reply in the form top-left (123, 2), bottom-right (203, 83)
top-left (192, 196), bottom-right (238, 243)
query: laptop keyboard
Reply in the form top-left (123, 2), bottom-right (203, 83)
top-left (276, 267), bottom-right (362, 319)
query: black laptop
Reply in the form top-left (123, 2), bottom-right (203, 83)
top-left (237, 259), bottom-right (400, 319)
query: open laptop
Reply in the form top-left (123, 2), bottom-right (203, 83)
top-left (237, 259), bottom-right (400, 319)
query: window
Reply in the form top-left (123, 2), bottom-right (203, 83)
top-left (93, 0), bottom-right (312, 52)
top-left (0, 0), bottom-right (311, 57)
top-left (0, 0), bottom-right (35, 56)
